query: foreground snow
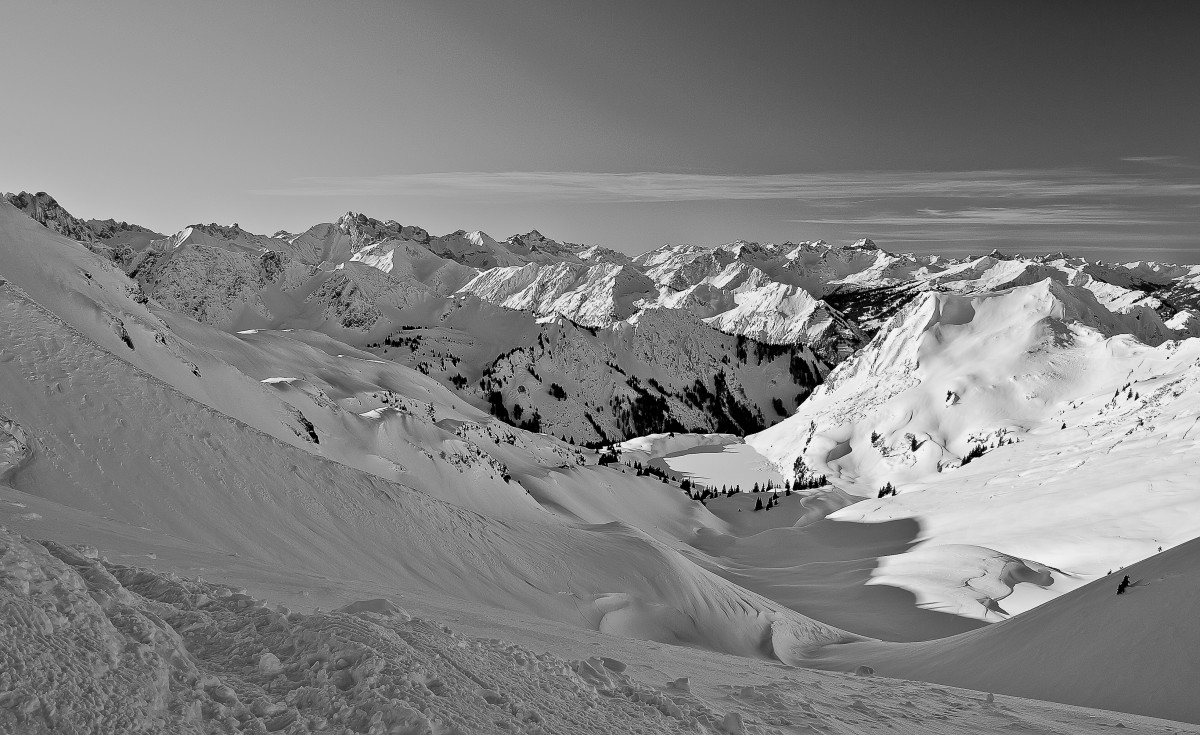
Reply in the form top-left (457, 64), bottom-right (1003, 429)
top-left (3, 526), bottom-right (1192, 734)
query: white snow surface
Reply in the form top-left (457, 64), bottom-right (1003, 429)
top-left (6, 198), bottom-right (1200, 727)
top-left (6, 527), bottom-right (1190, 734)
top-left (750, 279), bottom-right (1200, 621)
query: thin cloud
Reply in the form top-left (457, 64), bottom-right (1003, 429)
top-left (1121, 155), bottom-right (1200, 170)
top-left (792, 206), bottom-right (1173, 228)
top-left (254, 169), bottom-right (1200, 203)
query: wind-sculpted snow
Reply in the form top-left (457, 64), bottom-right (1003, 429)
top-left (5, 528), bottom-right (1172, 735)
top-left (0, 527), bottom-right (739, 734)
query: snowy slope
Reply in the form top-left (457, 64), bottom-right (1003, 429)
top-left (0, 201), bottom-right (870, 665)
top-left (701, 282), bottom-right (866, 362)
top-left (460, 239), bottom-right (869, 360)
top-left (816, 538), bottom-right (1200, 724)
top-left (750, 279), bottom-right (1200, 620)
top-left (458, 261), bottom-right (659, 328)
top-left (0, 272), bottom-right (864, 661)
top-left (4, 528), bottom-right (1184, 735)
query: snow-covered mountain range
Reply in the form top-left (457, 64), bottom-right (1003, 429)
top-left (5, 190), bottom-right (1200, 729)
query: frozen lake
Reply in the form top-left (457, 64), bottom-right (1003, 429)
top-left (652, 441), bottom-right (785, 490)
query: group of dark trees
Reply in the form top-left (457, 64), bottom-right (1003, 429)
top-left (790, 456), bottom-right (828, 490)
top-left (753, 494), bottom-right (781, 511)
top-left (618, 456), bottom-right (806, 509)
top-left (877, 482), bottom-right (897, 498)
top-left (960, 443), bottom-right (987, 464)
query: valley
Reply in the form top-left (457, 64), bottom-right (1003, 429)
top-left (3, 192), bottom-right (1200, 731)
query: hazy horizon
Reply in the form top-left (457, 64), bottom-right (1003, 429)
top-left (5, 1), bottom-right (1200, 262)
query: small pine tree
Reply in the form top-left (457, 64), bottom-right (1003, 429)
top-left (753, 498), bottom-right (764, 511)
top-left (752, 482), bottom-right (760, 493)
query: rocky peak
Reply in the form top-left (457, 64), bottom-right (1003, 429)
top-left (4, 191), bottom-right (99, 242)
top-left (336, 212), bottom-right (429, 247)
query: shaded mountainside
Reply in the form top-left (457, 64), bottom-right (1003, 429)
top-left (362, 298), bottom-right (827, 444)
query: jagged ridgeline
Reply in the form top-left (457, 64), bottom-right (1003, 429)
top-left (2, 195), bottom-right (842, 442)
top-left (10, 191), bottom-right (1200, 446)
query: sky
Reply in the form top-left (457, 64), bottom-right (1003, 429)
top-left (4, 0), bottom-right (1200, 261)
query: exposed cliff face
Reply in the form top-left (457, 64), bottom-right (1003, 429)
top-left (3, 190), bottom-right (162, 254)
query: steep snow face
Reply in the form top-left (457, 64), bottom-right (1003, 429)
top-left (151, 222), bottom-right (288, 254)
top-left (109, 211), bottom-right (481, 333)
top-left (458, 262), bottom-right (659, 328)
top-left (281, 212), bottom-right (445, 268)
top-left (702, 282), bottom-right (867, 363)
top-left (428, 229), bottom-right (528, 269)
top-left (752, 277), bottom-right (1182, 481)
top-left (574, 242), bottom-right (634, 266)
top-left (502, 229), bottom-right (586, 264)
top-left (462, 241), bottom-right (868, 363)
top-left (750, 278), bottom-right (1200, 619)
top-left (637, 244), bottom-right (741, 291)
